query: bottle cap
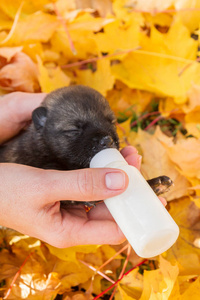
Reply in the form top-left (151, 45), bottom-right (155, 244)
top-left (90, 148), bottom-right (128, 168)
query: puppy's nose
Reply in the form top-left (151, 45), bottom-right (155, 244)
top-left (99, 136), bottom-right (114, 148)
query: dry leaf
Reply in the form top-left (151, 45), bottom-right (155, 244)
top-left (0, 51), bottom-right (39, 92)
top-left (140, 256), bottom-right (179, 300)
top-left (76, 59), bottom-right (115, 96)
top-left (128, 127), bottom-right (190, 200)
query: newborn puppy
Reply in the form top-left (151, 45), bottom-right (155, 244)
top-left (0, 85), bottom-right (119, 170)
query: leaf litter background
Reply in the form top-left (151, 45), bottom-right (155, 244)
top-left (0, 0), bottom-right (200, 299)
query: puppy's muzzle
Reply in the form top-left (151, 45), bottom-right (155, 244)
top-left (99, 135), bottom-right (115, 148)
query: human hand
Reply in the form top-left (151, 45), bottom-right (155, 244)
top-left (0, 92), bottom-right (46, 144)
top-left (0, 161), bottom-right (130, 247)
top-left (0, 92), bottom-right (165, 247)
top-left (0, 92), bottom-right (140, 246)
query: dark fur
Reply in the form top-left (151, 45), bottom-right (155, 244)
top-left (0, 85), bottom-right (119, 171)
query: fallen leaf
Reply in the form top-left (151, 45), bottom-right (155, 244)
top-left (0, 51), bottom-right (39, 92)
top-left (128, 127), bottom-right (190, 200)
top-left (76, 59), bottom-right (115, 96)
top-left (140, 256), bottom-right (179, 300)
top-left (5, 11), bottom-right (59, 45)
top-left (162, 135), bottom-right (200, 179)
top-left (37, 56), bottom-right (70, 93)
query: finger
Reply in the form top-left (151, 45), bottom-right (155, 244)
top-left (158, 196), bottom-right (167, 206)
top-left (42, 168), bottom-right (129, 203)
top-left (121, 146), bottom-right (142, 170)
top-left (6, 92), bottom-right (46, 123)
top-left (120, 145), bottom-right (138, 157)
top-left (0, 92), bottom-right (46, 143)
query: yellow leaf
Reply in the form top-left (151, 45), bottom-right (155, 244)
top-left (0, 8), bottom-right (12, 30)
top-left (185, 118), bottom-right (200, 138)
top-left (107, 82), bottom-right (153, 118)
top-left (165, 197), bottom-right (200, 275)
top-left (112, 0), bottom-right (133, 21)
top-left (181, 276), bottom-right (200, 299)
top-left (140, 256), bottom-right (179, 300)
top-left (184, 83), bottom-right (200, 113)
top-left (76, 59), bottom-right (115, 96)
top-left (75, 0), bottom-right (113, 18)
top-left (120, 268), bottom-right (143, 299)
top-left (134, 0), bottom-right (174, 11)
top-left (118, 284), bottom-right (137, 300)
top-left (51, 27), bottom-right (98, 61)
top-left (53, 261), bottom-right (94, 292)
top-left (94, 15), bottom-right (142, 54)
top-left (117, 118), bottom-right (132, 149)
top-left (46, 244), bottom-right (99, 263)
top-left (0, 0), bottom-right (52, 19)
top-left (141, 17), bottom-right (197, 60)
top-left (112, 17), bottom-right (199, 100)
top-left (112, 50), bottom-right (200, 100)
top-left (165, 17), bottom-right (197, 60)
top-left (159, 97), bottom-right (183, 118)
top-left (69, 12), bottom-right (114, 32)
top-left (128, 127), bottom-right (190, 201)
top-left (175, 0), bottom-right (200, 32)
top-left (143, 12), bottom-right (173, 28)
top-left (37, 56), bottom-right (70, 92)
top-left (6, 11), bottom-right (59, 45)
top-left (53, 0), bottom-right (76, 15)
top-left (162, 135), bottom-right (200, 179)
top-left (22, 43), bottom-right (43, 62)
top-left (51, 12), bottom-right (112, 61)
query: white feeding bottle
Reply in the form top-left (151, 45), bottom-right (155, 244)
top-left (90, 148), bottom-right (179, 258)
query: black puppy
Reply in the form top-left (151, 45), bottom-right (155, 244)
top-left (0, 85), bottom-right (119, 170)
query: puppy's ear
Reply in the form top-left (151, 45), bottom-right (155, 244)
top-left (32, 107), bottom-right (47, 130)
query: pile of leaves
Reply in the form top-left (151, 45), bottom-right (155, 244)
top-left (0, 0), bottom-right (200, 299)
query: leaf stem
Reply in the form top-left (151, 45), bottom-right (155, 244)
top-left (144, 115), bottom-right (164, 131)
top-left (109, 244), bottom-right (132, 300)
top-left (130, 111), bottom-right (161, 128)
top-left (92, 259), bottom-right (148, 300)
top-left (61, 47), bottom-right (141, 68)
top-left (53, 3), bottom-right (77, 55)
top-left (79, 260), bottom-right (115, 284)
top-left (3, 251), bottom-right (33, 299)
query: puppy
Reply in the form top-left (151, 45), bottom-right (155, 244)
top-left (0, 85), bottom-right (119, 170)
top-left (0, 85), bottom-right (173, 206)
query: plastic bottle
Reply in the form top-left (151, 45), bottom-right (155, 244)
top-left (90, 148), bottom-right (179, 258)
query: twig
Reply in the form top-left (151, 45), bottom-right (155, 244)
top-left (130, 111), bottom-right (161, 128)
top-left (61, 46), bottom-right (141, 68)
top-left (53, 3), bottom-right (77, 55)
top-left (109, 244), bottom-right (132, 300)
top-left (3, 251), bottom-right (33, 299)
top-left (178, 57), bottom-right (200, 76)
top-left (92, 259), bottom-right (148, 300)
top-left (144, 115), bottom-right (164, 131)
top-left (131, 7), bottom-right (200, 15)
top-left (98, 243), bottom-right (129, 271)
top-left (79, 260), bottom-right (115, 284)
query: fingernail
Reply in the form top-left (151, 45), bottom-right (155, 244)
top-left (105, 172), bottom-right (126, 190)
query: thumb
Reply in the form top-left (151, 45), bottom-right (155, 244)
top-left (42, 168), bottom-right (129, 203)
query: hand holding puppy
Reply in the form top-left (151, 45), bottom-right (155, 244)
top-left (0, 92), bottom-right (142, 247)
